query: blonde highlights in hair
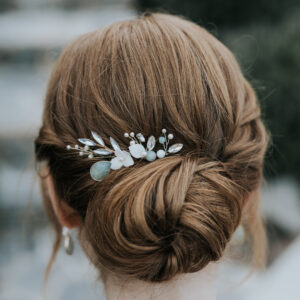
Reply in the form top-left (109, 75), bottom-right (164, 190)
top-left (35, 13), bottom-right (269, 282)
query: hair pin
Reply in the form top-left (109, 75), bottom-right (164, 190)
top-left (66, 129), bottom-right (183, 181)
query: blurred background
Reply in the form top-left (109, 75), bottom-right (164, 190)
top-left (0, 0), bottom-right (299, 299)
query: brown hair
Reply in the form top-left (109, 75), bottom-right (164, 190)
top-left (35, 12), bottom-right (269, 283)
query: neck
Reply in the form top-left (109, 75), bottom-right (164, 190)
top-left (103, 262), bottom-right (219, 300)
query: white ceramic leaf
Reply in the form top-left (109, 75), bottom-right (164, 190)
top-left (78, 138), bottom-right (96, 146)
top-left (122, 151), bottom-right (134, 167)
top-left (91, 131), bottom-right (105, 146)
top-left (110, 137), bottom-right (121, 151)
top-left (93, 149), bottom-right (113, 155)
top-left (136, 133), bottom-right (145, 141)
top-left (114, 148), bottom-right (123, 157)
top-left (110, 157), bottom-right (123, 170)
top-left (168, 143), bottom-right (183, 153)
top-left (146, 135), bottom-right (156, 151)
top-left (129, 143), bottom-right (146, 158)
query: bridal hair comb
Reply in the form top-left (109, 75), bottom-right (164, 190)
top-left (66, 129), bottom-right (183, 181)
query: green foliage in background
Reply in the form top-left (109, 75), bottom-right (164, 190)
top-left (136, 0), bottom-right (300, 27)
top-left (135, 0), bottom-right (300, 181)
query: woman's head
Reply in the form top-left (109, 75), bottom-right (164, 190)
top-left (35, 12), bottom-right (269, 283)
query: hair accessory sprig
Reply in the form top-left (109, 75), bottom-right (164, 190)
top-left (66, 129), bottom-right (183, 181)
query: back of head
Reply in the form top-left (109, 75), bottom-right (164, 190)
top-left (35, 12), bottom-right (269, 283)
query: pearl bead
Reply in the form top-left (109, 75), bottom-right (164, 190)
top-left (168, 133), bottom-right (174, 140)
top-left (141, 151), bottom-right (147, 157)
top-left (84, 145), bottom-right (89, 150)
top-left (88, 154), bottom-right (94, 159)
top-left (66, 145), bottom-right (71, 150)
top-left (124, 132), bottom-right (129, 137)
top-left (162, 128), bottom-right (167, 133)
top-left (146, 150), bottom-right (157, 162)
top-left (159, 136), bottom-right (166, 144)
top-left (79, 151), bottom-right (84, 156)
top-left (130, 140), bottom-right (136, 145)
top-left (130, 132), bottom-right (135, 137)
top-left (75, 144), bottom-right (79, 149)
top-left (157, 149), bottom-right (166, 158)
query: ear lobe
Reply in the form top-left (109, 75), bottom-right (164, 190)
top-left (45, 171), bottom-right (81, 229)
top-left (59, 200), bottom-right (82, 228)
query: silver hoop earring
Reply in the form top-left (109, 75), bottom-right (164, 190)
top-left (62, 226), bottom-right (74, 255)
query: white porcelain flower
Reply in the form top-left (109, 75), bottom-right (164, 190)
top-left (128, 136), bottom-right (156, 158)
top-left (129, 143), bottom-right (147, 158)
top-left (110, 148), bottom-right (134, 170)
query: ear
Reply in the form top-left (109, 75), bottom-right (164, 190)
top-left (45, 170), bottom-right (81, 229)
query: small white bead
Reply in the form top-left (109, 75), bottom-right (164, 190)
top-left (130, 140), bottom-right (136, 145)
top-left (157, 149), bottom-right (166, 158)
top-left (142, 151), bottom-right (147, 157)
top-left (88, 154), bottom-right (94, 159)
top-left (75, 144), bottom-right (79, 149)
top-left (66, 145), bottom-right (71, 150)
top-left (162, 128), bottom-right (167, 133)
top-left (79, 151), bottom-right (84, 156)
top-left (124, 132), bottom-right (129, 137)
top-left (168, 133), bottom-right (174, 140)
top-left (84, 145), bottom-right (89, 150)
top-left (130, 132), bottom-right (135, 137)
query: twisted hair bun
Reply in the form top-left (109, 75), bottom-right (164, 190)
top-left (85, 156), bottom-right (243, 282)
top-left (35, 12), bottom-right (269, 282)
